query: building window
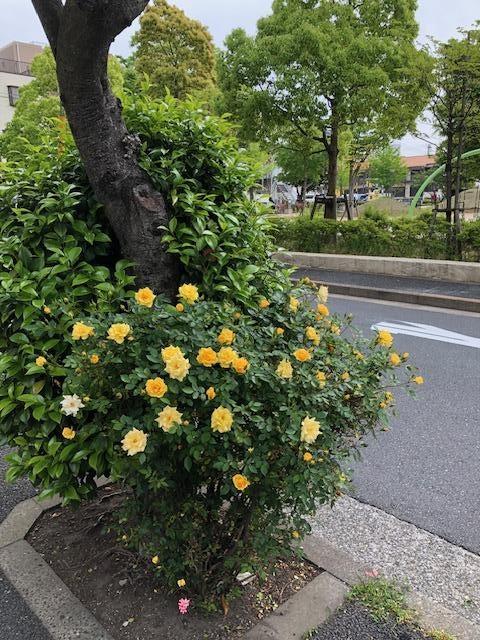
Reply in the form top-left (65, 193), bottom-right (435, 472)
top-left (7, 86), bottom-right (20, 106)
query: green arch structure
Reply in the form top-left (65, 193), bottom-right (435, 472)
top-left (408, 148), bottom-right (480, 216)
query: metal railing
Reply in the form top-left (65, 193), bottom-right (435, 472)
top-left (0, 58), bottom-right (33, 76)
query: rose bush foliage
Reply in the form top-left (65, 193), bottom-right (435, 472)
top-left (48, 282), bottom-right (418, 595)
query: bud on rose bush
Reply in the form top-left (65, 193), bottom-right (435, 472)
top-left (37, 281), bottom-right (418, 596)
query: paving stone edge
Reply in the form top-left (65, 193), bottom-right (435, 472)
top-left (0, 495), bottom-right (478, 640)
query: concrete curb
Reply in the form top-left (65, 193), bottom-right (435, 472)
top-left (1, 494), bottom-right (478, 640)
top-left (301, 534), bottom-right (480, 640)
top-left (292, 278), bottom-right (480, 313)
top-left (275, 251), bottom-right (480, 284)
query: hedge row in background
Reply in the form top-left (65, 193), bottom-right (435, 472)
top-left (272, 211), bottom-right (480, 262)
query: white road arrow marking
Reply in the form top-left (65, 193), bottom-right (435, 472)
top-left (371, 321), bottom-right (480, 349)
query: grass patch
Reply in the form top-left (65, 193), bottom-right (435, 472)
top-left (349, 579), bottom-right (415, 625)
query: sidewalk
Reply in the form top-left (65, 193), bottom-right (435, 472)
top-left (292, 266), bottom-right (480, 312)
top-left (0, 448), bottom-right (51, 640)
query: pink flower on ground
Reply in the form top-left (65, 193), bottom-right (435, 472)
top-left (178, 598), bottom-right (191, 615)
top-left (365, 568), bottom-right (379, 578)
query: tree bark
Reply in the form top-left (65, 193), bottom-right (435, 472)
top-left (324, 119), bottom-right (339, 220)
top-left (32, 0), bottom-right (181, 297)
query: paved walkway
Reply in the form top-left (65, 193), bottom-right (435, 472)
top-left (293, 266), bottom-right (480, 300)
top-left (0, 448), bottom-right (51, 640)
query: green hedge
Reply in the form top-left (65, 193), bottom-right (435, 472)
top-left (272, 212), bottom-right (480, 261)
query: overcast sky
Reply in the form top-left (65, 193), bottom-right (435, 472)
top-left (2, 0), bottom-right (479, 154)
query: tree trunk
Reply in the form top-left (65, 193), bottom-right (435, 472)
top-left (347, 161), bottom-right (356, 220)
top-left (32, 0), bottom-right (181, 298)
top-left (325, 120), bottom-right (339, 220)
top-left (445, 120), bottom-right (454, 226)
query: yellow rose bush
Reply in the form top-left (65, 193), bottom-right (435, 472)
top-left (13, 281), bottom-right (416, 598)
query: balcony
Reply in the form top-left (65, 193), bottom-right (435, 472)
top-left (0, 57), bottom-right (33, 76)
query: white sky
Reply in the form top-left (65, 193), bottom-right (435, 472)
top-left (2, 0), bottom-right (479, 155)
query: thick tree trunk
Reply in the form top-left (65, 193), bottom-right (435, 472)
top-left (32, 0), bottom-right (180, 297)
top-left (325, 121), bottom-right (339, 220)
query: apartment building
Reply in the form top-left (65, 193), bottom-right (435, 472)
top-left (0, 41), bottom-right (43, 130)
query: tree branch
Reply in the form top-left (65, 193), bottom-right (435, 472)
top-left (31, 0), bottom-right (63, 53)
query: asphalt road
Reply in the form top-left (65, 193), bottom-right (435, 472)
top-left (0, 447), bottom-right (51, 640)
top-left (329, 296), bottom-right (480, 555)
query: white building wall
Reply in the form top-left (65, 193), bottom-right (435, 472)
top-left (0, 71), bottom-right (33, 131)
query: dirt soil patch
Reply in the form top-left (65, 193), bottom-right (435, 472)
top-left (27, 485), bottom-right (320, 640)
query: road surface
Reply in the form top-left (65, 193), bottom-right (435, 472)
top-left (329, 295), bottom-right (480, 554)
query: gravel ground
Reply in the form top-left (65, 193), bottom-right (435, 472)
top-left (313, 602), bottom-right (427, 640)
top-left (0, 447), bottom-right (52, 640)
top-left (310, 496), bottom-right (480, 627)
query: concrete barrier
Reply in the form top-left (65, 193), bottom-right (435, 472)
top-left (274, 251), bottom-right (480, 284)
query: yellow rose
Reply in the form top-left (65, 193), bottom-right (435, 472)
top-left (276, 327), bottom-right (285, 336)
top-left (152, 556), bottom-right (160, 565)
top-left (317, 285), bottom-right (329, 304)
top-left (90, 354), bottom-right (100, 364)
top-left (259, 298), bottom-right (270, 309)
top-left (413, 375), bottom-right (424, 385)
top-left (293, 348), bottom-right (311, 362)
top-left (316, 304), bottom-right (329, 317)
top-left (178, 283), bottom-right (199, 305)
top-left (155, 406), bottom-right (183, 432)
top-left (233, 357), bottom-right (250, 375)
top-left (62, 427), bottom-right (75, 440)
top-left (377, 330), bottom-right (394, 348)
top-left (384, 391), bottom-right (394, 406)
top-left (72, 322), bottom-right (95, 341)
top-left (165, 354), bottom-right (190, 381)
top-left (341, 371), bottom-right (350, 382)
top-left (135, 287), bottom-right (156, 308)
top-left (402, 352), bottom-right (410, 361)
top-left (292, 530), bottom-right (300, 539)
top-left (176, 303), bottom-right (184, 312)
top-left (206, 386), bottom-right (216, 400)
top-left (303, 452), bottom-right (313, 463)
top-left (177, 579), bottom-right (186, 588)
top-left (121, 428), bottom-right (147, 456)
top-left (234, 312), bottom-right (242, 319)
top-left (217, 347), bottom-right (239, 369)
top-left (306, 326), bottom-right (319, 344)
top-left (197, 347), bottom-right (218, 367)
top-left (289, 296), bottom-right (300, 312)
top-left (43, 306), bottom-right (52, 314)
top-left (145, 377), bottom-right (168, 398)
top-left (316, 371), bottom-right (326, 387)
top-left (330, 323), bottom-right (341, 335)
top-left (211, 406), bottom-right (234, 433)
top-left (217, 328), bottom-right (236, 345)
top-left (301, 416), bottom-right (321, 444)
top-left (107, 323), bottom-right (131, 344)
top-left (232, 474), bottom-right (251, 491)
top-left (161, 345), bottom-right (184, 362)
top-left (389, 353), bottom-right (401, 366)
top-left (276, 359), bottom-right (293, 379)
top-left (35, 356), bottom-right (47, 367)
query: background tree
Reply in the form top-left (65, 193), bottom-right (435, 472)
top-left (218, 0), bottom-right (432, 219)
top-left (0, 48), bottom-right (124, 158)
top-left (430, 28), bottom-right (480, 246)
top-left (276, 138), bottom-right (327, 206)
top-left (369, 146), bottom-right (408, 194)
top-left (132, 0), bottom-right (216, 100)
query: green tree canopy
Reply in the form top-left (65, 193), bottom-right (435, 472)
top-left (132, 0), bottom-right (216, 100)
top-left (218, 0), bottom-right (432, 218)
top-left (0, 49), bottom-right (124, 159)
top-left (369, 146), bottom-right (408, 192)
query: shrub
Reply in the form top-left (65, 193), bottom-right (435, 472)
top-left (272, 213), bottom-right (480, 261)
top-left (16, 281), bottom-right (417, 598)
top-left (0, 95), bottom-right (285, 484)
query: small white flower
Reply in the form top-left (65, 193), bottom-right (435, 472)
top-left (60, 394), bottom-right (85, 417)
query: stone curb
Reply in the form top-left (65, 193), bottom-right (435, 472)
top-left (301, 534), bottom-right (480, 640)
top-left (291, 276), bottom-right (480, 313)
top-left (1, 495), bottom-right (478, 640)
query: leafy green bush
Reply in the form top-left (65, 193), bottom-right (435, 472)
top-left (0, 95), bottom-right (284, 488)
top-left (273, 212), bottom-right (480, 261)
top-left (28, 281), bottom-right (417, 597)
